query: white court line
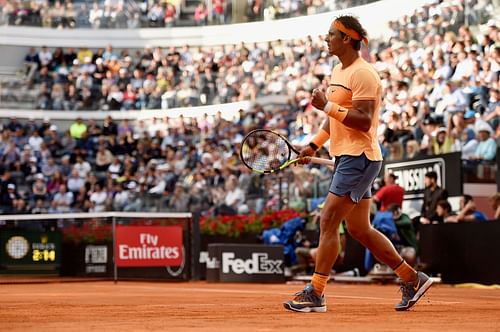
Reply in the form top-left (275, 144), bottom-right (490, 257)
top-left (478, 295), bottom-right (500, 299)
top-left (91, 284), bottom-right (462, 305)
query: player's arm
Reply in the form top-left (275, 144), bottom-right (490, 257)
top-left (313, 68), bottom-right (379, 132)
top-left (312, 89), bottom-right (375, 132)
top-left (300, 118), bottom-right (330, 161)
top-left (344, 99), bottom-right (376, 132)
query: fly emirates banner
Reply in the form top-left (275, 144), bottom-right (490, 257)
top-left (115, 226), bottom-right (183, 267)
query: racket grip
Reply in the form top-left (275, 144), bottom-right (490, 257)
top-left (308, 157), bottom-right (335, 166)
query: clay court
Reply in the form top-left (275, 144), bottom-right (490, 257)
top-left (1, 281), bottom-right (500, 332)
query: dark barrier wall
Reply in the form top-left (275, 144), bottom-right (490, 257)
top-left (420, 221), bottom-right (500, 284)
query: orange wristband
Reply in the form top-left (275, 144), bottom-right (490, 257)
top-left (311, 128), bottom-right (329, 149)
top-left (324, 102), bottom-right (348, 122)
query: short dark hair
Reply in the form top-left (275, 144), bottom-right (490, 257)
top-left (335, 15), bottom-right (367, 51)
top-left (387, 173), bottom-right (397, 181)
top-left (387, 203), bottom-right (401, 213)
top-left (425, 171), bottom-right (438, 181)
top-left (463, 194), bottom-right (473, 205)
top-left (437, 200), bottom-right (451, 212)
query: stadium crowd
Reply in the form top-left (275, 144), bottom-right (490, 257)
top-left (0, 0), bottom-right (499, 217)
top-left (0, 0), bottom-right (377, 29)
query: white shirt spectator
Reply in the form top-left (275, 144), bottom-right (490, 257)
top-left (38, 48), bottom-right (53, 67)
top-left (74, 161), bottom-right (92, 179)
top-left (113, 190), bottom-right (129, 211)
top-left (67, 175), bottom-right (85, 193)
top-left (451, 57), bottom-right (474, 81)
top-left (90, 190), bottom-right (108, 212)
top-left (148, 178), bottom-right (166, 194)
top-left (53, 191), bottom-right (74, 212)
top-left (28, 134), bottom-right (44, 152)
top-left (225, 186), bottom-right (245, 208)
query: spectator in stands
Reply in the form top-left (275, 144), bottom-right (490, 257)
top-left (164, 2), bottom-right (177, 27)
top-left (386, 141), bottom-right (404, 161)
top-left (194, 2), bottom-right (209, 26)
top-left (32, 198), bottom-right (48, 214)
top-left (123, 181), bottom-right (144, 212)
top-left (420, 171), bottom-right (449, 224)
top-left (431, 199), bottom-right (455, 223)
top-left (469, 121), bottom-right (497, 162)
top-left (214, 174), bottom-right (246, 215)
top-left (404, 139), bottom-right (422, 159)
top-left (373, 173), bottom-right (404, 212)
top-left (95, 143), bottom-right (114, 172)
top-left (69, 118), bottom-right (87, 140)
top-left (446, 194), bottom-right (487, 222)
top-left (31, 173), bottom-right (47, 202)
top-left (52, 183), bottom-right (73, 212)
top-left (212, 0), bottom-right (225, 24)
top-left (166, 183), bottom-right (190, 212)
top-left (24, 47), bottom-right (40, 79)
top-left (38, 46), bottom-right (53, 69)
top-left (73, 155), bottom-right (91, 179)
top-left (67, 168), bottom-right (85, 196)
top-left (46, 170), bottom-right (64, 195)
top-left (431, 127), bottom-right (454, 155)
top-left (455, 127), bottom-right (478, 160)
top-left (112, 182), bottom-right (128, 211)
top-left (89, 182), bottom-right (108, 212)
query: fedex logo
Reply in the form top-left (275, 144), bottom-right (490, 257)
top-left (221, 252), bottom-right (283, 275)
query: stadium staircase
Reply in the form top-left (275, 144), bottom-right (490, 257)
top-left (0, 66), bottom-right (38, 110)
top-left (178, 0), bottom-right (200, 26)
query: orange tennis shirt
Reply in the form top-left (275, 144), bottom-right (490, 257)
top-left (326, 57), bottom-right (383, 161)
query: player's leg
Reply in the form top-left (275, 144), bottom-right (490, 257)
top-left (313, 194), bottom-right (356, 276)
top-left (345, 199), bottom-right (403, 268)
top-left (283, 193), bottom-right (356, 313)
top-left (345, 199), bottom-right (433, 311)
top-left (284, 154), bottom-right (371, 313)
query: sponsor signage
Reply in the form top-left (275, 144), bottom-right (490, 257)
top-left (384, 152), bottom-right (462, 200)
top-left (115, 226), bottom-right (183, 267)
top-left (0, 231), bottom-right (61, 273)
top-left (85, 245), bottom-right (108, 274)
top-left (206, 243), bottom-right (284, 283)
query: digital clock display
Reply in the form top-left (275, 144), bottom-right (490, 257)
top-left (1, 231), bottom-right (61, 272)
top-left (32, 249), bottom-right (56, 262)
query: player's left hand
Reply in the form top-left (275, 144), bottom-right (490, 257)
top-left (312, 88), bottom-right (328, 111)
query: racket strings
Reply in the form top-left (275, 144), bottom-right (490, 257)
top-left (241, 131), bottom-right (290, 171)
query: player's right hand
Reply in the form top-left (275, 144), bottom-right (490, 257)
top-left (298, 146), bottom-right (316, 164)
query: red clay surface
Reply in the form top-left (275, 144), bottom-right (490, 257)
top-left (1, 281), bottom-right (500, 332)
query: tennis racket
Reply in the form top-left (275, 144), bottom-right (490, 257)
top-left (240, 129), bottom-right (335, 174)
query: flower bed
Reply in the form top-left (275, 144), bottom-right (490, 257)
top-left (199, 209), bottom-right (302, 237)
top-left (62, 221), bottom-right (113, 244)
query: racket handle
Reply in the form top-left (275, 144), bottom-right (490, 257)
top-left (308, 157), bottom-right (335, 166)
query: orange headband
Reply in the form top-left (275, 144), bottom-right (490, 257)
top-left (334, 20), bottom-right (368, 46)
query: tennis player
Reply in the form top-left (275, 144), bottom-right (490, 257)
top-left (283, 15), bottom-right (432, 313)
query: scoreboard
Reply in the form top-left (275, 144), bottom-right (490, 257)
top-left (0, 230), bottom-right (61, 274)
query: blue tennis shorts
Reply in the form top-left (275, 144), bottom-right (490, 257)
top-left (329, 153), bottom-right (382, 203)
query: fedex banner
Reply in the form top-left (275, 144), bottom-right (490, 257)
top-left (115, 226), bottom-right (183, 267)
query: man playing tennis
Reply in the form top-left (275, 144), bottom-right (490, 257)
top-left (283, 15), bottom-right (432, 313)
